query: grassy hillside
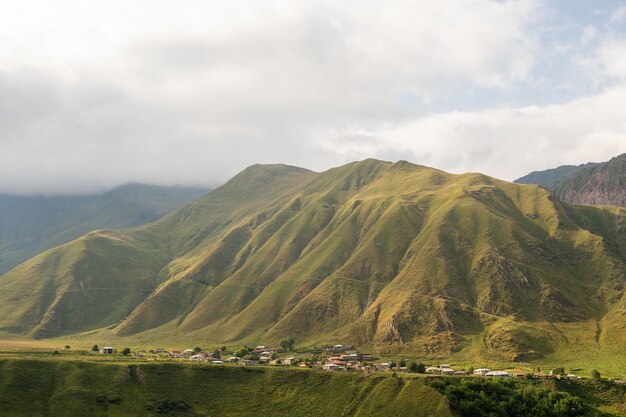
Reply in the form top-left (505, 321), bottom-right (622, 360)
top-left (514, 162), bottom-right (597, 189)
top-left (0, 160), bottom-right (625, 371)
top-left (0, 357), bottom-right (623, 417)
top-left (0, 358), bottom-right (453, 417)
top-left (0, 184), bottom-right (209, 273)
top-left (554, 153), bottom-right (626, 207)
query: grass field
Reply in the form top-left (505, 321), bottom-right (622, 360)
top-left (0, 352), bottom-right (624, 416)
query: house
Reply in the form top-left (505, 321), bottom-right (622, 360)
top-left (101, 346), bottom-right (114, 354)
top-left (242, 359), bottom-right (257, 366)
top-left (226, 356), bottom-right (240, 362)
top-left (182, 349), bottom-right (195, 356)
top-left (440, 368), bottom-right (455, 375)
top-left (375, 362), bottom-right (391, 371)
top-left (283, 357), bottom-right (296, 366)
top-left (323, 363), bottom-right (342, 371)
top-left (473, 368), bottom-right (491, 376)
top-left (485, 371), bottom-right (512, 378)
top-left (189, 354), bottom-right (206, 361)
top-left (566, 374), bottom-right (582, 380)
top-left (426, 366), bottom-right (442, 374)
top-left (211, 360), bottom-right (224, 364)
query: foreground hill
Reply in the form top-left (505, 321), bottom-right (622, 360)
top-left (554, 154), bottom-right (626, 207)
top-left (514, 162), bottom-right (597, 189)
top-left (0, 160), bottom-right (624, 367)
top-left (0, 184), bottom-right (209, 273)
top-left (0, 358), bottom-right (622, 417)
top-left (0, 359), bottom-right (454, 417)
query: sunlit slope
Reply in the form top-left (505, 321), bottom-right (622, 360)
top-left (0, 159), bottom-right (624, 362)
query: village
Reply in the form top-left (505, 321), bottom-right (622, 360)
top-left (94, 343), bottom-right (609, 382)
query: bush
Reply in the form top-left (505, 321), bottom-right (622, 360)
top-left (408, 361), bottom-right (426, 373)
top-left (92, 344), bottom-right (99, 352)
top-left (153, 399), bottom-right (191, 414)
top-left (64, 345), bottom-right (71, 350)
top-left (427, 378), bottom-right (587, 417)
top-left (193, 346), bottom-right (202, 353)
top-left (121, 347), bottom-right (131, 356)
top-left (591, 369), bottom-right (601, 381)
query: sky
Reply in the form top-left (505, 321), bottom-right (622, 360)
top-left (1, 0), bottom-right (626, 194)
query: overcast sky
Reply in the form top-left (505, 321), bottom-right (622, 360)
top-left (1, 0), bottom-right (626, 194)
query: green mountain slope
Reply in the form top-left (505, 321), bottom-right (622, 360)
top-left (0, 160), bottom-right (624, 366)
top-left (0, 184), bottom-right (209, 273)
top-left (554, 153), bottom-right (626, 207)
top-left (514, 163), bottom-right (597, 189)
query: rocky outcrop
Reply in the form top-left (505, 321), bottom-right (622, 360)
top-left (554, 154), bottom-right (625, 207)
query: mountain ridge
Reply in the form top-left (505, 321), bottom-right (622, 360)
top-left (0, 183), bottom-right (209, 273)
top-left (0, 160), bottom-right (624, 368)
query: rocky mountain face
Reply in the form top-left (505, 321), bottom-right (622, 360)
top-left (554, 154), bottom-right (625, 207)
top-left (0, 160), bottom-right (624, 364)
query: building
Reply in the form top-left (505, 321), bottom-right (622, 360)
top-left (101, 346), bottom-right (114, 354)
top-left (485, 371), bottom-right (512, 378)
top-left (189, 354), bottom-right (206, 361)
top-left (323, 363), bottom-right (342, 371)
top-left (473, 368), bottom-right (491, 376)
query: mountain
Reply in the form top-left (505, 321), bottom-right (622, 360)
top-left (514, 162), bottom-right (598, 189)
top-left (0, 160), bottom-right (624, 367)
top-left (0, 184), bottom-right (209, 274)
top-left (554, 153), bottom-right (626, 207)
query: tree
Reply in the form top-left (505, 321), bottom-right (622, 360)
top-left (279, 337), bottom-right (296, 352)
top-left (121, 347), bottom-right (131, 356)
top-left (212, 349), bottom-right (221, 359)
top-left (591, 369), bottom-right (601, 381)
top-left (193, 346), bottom-right (202, 353)
top-left (92, 344), bottom-right (99, 352)
top-left (399, 359), bottom-right (407, 368)
top-left (552, 367), bottom-right (565, 375)
top-left (408, 362), bottom-right (420, 373)
top-left (235, 347), bottom-right (249, 358)
top-left (64, 345), bottom-right (71, 350)
top-left (271, 352), bottom-right (279, 360)
top-left (416, 362), bottom-right (426, 373)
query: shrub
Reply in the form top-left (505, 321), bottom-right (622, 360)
top-left (591, 369), bottom-right (601, 381)
top-left (153, 399), bottom-right (191, 414)
top-left (121, 347), bottom-right (131, 356)
top-left (427, 378), bottom-right (587, 417)
top-left (92, 344), bottom-right (99, 352)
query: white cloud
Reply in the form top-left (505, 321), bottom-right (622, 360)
top-left (610, 6), bottom-right (626, 23)
top-left (319, 86), bottom-right (626, 180)
top-left (597, 39), bottom-right (626, 79)
top-left (0, 0), bottom-right (543, 194)
top-left (0, 0), bottom-right (624, 194)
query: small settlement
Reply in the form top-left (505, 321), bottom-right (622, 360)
top-left (98, 343), bottom-right (594, 381)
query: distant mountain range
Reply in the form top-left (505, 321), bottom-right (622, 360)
top-left (515, 153), bottom-right (625, 207)
top-left (514, 163), bottom-right (598, 189)
top-left (0, 184), bottom-right (209, 274)
top-left (0, 160), bottom-right (623, 368)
